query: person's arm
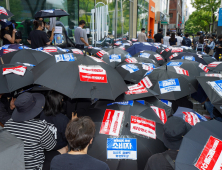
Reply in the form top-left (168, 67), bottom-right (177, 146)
top-left (4, 29), bottom-right (16, 44)
top-left (161, 38), bottom-right (163, 44)
top-left (27, 39), bottom-right (31, 44)
top-left (80, 37), bottom-right (89, 46)
top-left (207, 42), bottom-right (214, 49)
top-left (49, 28), bottom-right (55, 42)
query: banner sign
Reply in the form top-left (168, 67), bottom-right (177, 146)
top-left (181, 56), bottom-right (195, 61)
top-left (167, 62), bottom-right (183, 66)
top-left (158, 78), bottom-right (181, 94)
top-left (125, 84), bottom-right (148, 95)
top-left (100, 109), bottom-right (124, 136)
top-left (125, 58), bottom-right (138, 63)
top-left (182, 112), bottom-right (200, 126)
top-left (107, 101), bottom-right (134, 106)
top-left (194, 136), bottom-right (222, 170)
top-left (139, 53), bottom-right (150, 58)
top-left (130, 116), bottom-right (156, 139)
top-left (3, 66), bottom-right (27, 76)
top-left (121, 64), bottom-right (139, 73)
top-left (96, 50), bottom-right (108, 58)
top-left (71, 49), bottom-right (83, 55)
top-left (55, 53), bottom-right (75, 62)
top-left (199, 63), bottom-right (209, 73)
top-left (107, 138), bottom-right (137, 160)
top-left (207, 80), bottom-right (222, 97)
top-left (151, 106), bottom-right (167, 124)
top-left (138, 77), bottom-right (153, 88)
top-left (207, 62), bottom-right (222, 68)
top-left (109, 54), bottom-right (121, 62)
top-left (173, 66), bottom-right (189, 76)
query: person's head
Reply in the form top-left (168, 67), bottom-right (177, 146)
top-left (35, 17), bottom-right (44, 21)
top-left (141, 28), bottom-right (145, 33)
top-left (199, 35), bottom-right (204, 44)
top-left (218, 34), bottom-right (222, 41)
top-left (170, 32), bottom-right (176, 41)
top-left (44, 90), bottom-right (64, 116)
top-left (166, 32), bottom-right (170, 36)
top-left (185, 33), bottom-right (189, 38)
top-left (163, 117), bottom-right (191, 150)
top-left (33, 20), bottom-right (44, 30)
top-left (66, 116), bottom-right (95, 152)
top-left (0, 21), bottom-right (12, 31)
top-left (177, 32), bottom-right (181, 36)
top-left (208, 36), bottom-right (214, 42)
top-left (158, 28), bottom-right (163, 33)
top-left (79, 20), bottom-right (86, 28)
top-left (197, 32), bottom-right (201, 36)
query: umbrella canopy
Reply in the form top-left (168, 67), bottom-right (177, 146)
top-left (202, 56), bottom-right (217, 64)
top-left (207, 61), bottom-right (222, 72)
top-left (0, 64), bottom-right (34, 93)
top-left (133, 51), bottom-right (165, 65)
top-left (175, 120), bottom-right (222, 170)
top-left (0, 49), bottom-right (52, 65)
top-left (85, 46), bottom-right (102, 55)
top-left (32, 54), bottom-right (128, 100)
top-left (40, 46), bottom-right (72, 55)
top-left (126, 43), bottom-right (157, 56)
top-left (0, 44), bottom-right (31, 57)
top-left (34, 9), bottom-right (69, 18)
top-left (0, 7), bottom-right (14, 19)
top-left (161, 47), bottom-right (184, 59)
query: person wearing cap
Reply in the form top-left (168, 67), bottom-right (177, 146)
top-left (0, 20), bottom-right (16, 45)
top-left (4, 92), bottom-right (58, 170)
top-left (144, 117), bottom-right (192, 170)
top-left (154, 28), bottom-right (163, 43)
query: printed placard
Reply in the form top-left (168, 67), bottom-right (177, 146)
top-left (100, 109), bottom-right (124, 136)
top-left (171, 48), bottom-right (183, 53)
top-left (207, 80), bottom-right (222, 97)
top-left (139, 53), bottom-right (150, 58)
top-left (125, 84), bottom-right (148, 95)
top-left (207, 62), bottom-right (222, 68)
top-left (55, 53), bottom-right (75, 62)
top-left (88, 56), bottom-right (105, 63)
top-left (3, 49), bottom-right (17, 54)
top-left (125, 57), bottom-right (138, 63)
top-left (0, 7), bottom-right (8, 15)
top-left (158, 78), bottom-right (181, 94)
top-left (194, 136), bottom-right (222, 170)
top-left (71, 49), bottom-right (83, 55)
top-left (182, 112), bottom-right (200, 126)
top-left (181, 56), bottom-right (195, 61)
top-left (167, 62), bottom-right (183, 66)
top-left (79, 65), bottom-right (108, 83)
top-left (138, 76), bottom-right (153, 88)
top-left (43, 47), bottom-right (57, 52)
top-left (142, 64), bottom-right (154, 71)
top-left (107, 138), bottom-right (137, 160)
top-left (130, 116), bottom-right (156, 139)
top-left (151, 106), bottom-right (167, 124)
top-left (3, 66), bottom-right (27, 76)
top-left (96, 50), bottom-right (107, 58)
top-left (121, 64), bottom-right (139, 73)
top-left (154, 54), bottom-right (164, 61)
top-left (125, 53), bottom-right (132, 58)
top-left (107, 101), bottom-right (134, 106)
top-left (173, 66), bottom-right (189, 76)
top-left (199, 63), bottom-right (209, 73)
top-left (57, 47), bottom-right (69, 52)
top-left (169, 53), bottom-right (179, 60)
top-left (109, 54), bottom-right (121, 62)
top-left (205, 74), bottom-right (222, 78)
top-left (141, 63), bottom-right (155, 69)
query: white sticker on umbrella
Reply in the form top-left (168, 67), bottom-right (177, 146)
top-left (139, 53), bottom-right (150, 58)
top-left (142, 65), bottom-right (154, 71)
top-left (96, 50), bottom-right (107, 58)
top-left (207, 62), bottom-right (222, 67)
top-left (121, 64), bottom-right (139, 73)
top-left (205, 74), bottom-right (222, 78)
top-left (194, 136), bottom-right (222, 170)
top-left (88, 56), bottom-right (105, 63)
top-left (158, 78), bottom-right (181, 94)
top-left (0, 7), bottom-right (8, 15)
top-left (55, 53), bottom-right (75, 62)
top-left (109, 54), bottom-right (121, 62)
top-left (125, 57), bottom-right (138, 63)
top-left (79, 65), bottom-right (108, 83)
top-left (100, 109), bottom-right (124, 136)
top-left (154, 54), bottom-right (163, 61)
top-left (3, 49), bottom-right (17, 54)
top-left (130, 116), bottom-right (156, 139)
top-left (199, 63), bottom-right (209, 73)
top-left (182, 112), bottom-right (200, 126)
top-left (181, 56), bottom-right (195, 61)
top-left (173, 66), bottom-right (189, 76)
top-left (171, 48), bottom-right (183, 53)
top-left (125, 84), bottom-right (148, 95)
top-left (138, 77), bottom-right (153, 88)
top-left (42, 10), bottom-right (54, 13)
top-left (71, 49), bottom-right (83, 55)
top-left (207, 80), bottom-right (222, 97)
top-left (169, 53), bottom-right (179, 60)
top-left (151, 106), bottom-right (167, 124)
top-left (43, 47), bottom-right (57, 52)
top-left (3, 66), bottom-right (27, 76)
top-left (167, 62), bottom-right (183, 66)
top-left (125, 53), bottom-right (132, 58)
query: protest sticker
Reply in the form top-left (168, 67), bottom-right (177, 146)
top-left (55, 53), bottom-right (75, 62)
top-left (107, 138), bottom-right (137, 160)
top-left (173, 66), bottom-right (189, 76)
top-left (171, 48), bottom-right (183, 53)
top-left (207, 62), bottom-right (222, 68)
top-left (154, 54), bottom-right (164, 61)
top-left (3, 49), bottom-right (17, 54)
top-left (88, 56), bottom-right (105, 63)
top-left (207, 80), bottom-right (222, 97)
top-left (79, 65), bottom-right (108, 83)
top-left (142, 65), bottom-right (154, 71)
top-left (141, 63), bottom-right (155, 69)
top-left (169, 53), bottom-right (179, 60)
top-left (18, 46), bottom-right (31, 50)
top-left (151, 106), bottom-right (167, 124)
top-left (57, 47), bottom-right (69, 52)
top-left (0, 7), bottom-right (8, 15)
top-left (114, 41), bottom-right (122, 46)
top-left (144, 70), bottom-right (154, 76)
top-left (160, 99), bottom-right (172, 107)
top-left (205, 74), bottom-right (222, 78)
top-left (71, 49), bottom-right (83, 55)
top-left (96, 50), bottom-right (108, 58)
top-left (182, 112), bottom-right (200, 126)
top-left (130, 116), bottom-right (156, 139)
top-left (125, 84), bottom-right (148, 95)
top-left (3, 66), bottom-right (27, 76)
top-left (109, 54), bottom-right (121, 62)
top-left (194, 136), bottom-right (222, 170)
top-left (107, 100), bottom-right (134, 106)
top-left (160, 50), bottom-right (165, 54)
top-left (42, 10), bottom-right (54, 13)
top-left (139, 53), bottom-right (150, 58)
top-left (165, 48), bottom-right (171, 52)
top-left (158, 78), bottom-right (181, 94)
top-left (167, 62), bottom-right (183, 66)
top-left (121, 64), bottom-right (139, 73)
top-left (199, 63), bottom-right (209, 73)
top-left (125, 53), bottom-right (132, 58)
top-left (54, 26), bottom-right (62, 34)
top-left (181, 56), bottom-right (195, 61)
top-left (100, 109), bottom-right (124, 136)
top-left (119, 46), bottom-right (125, 50)
top-left (131, 38), bottom-right (138, 42)
top-left (1, 44), bottom-right (10, 49)
top-left (43, 47), bottom-right (57, 52)
top-left (138, 76), bottom-right (153, 88)
top-left (125, 57), bottom-right (138, 63)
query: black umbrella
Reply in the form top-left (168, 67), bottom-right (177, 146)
top-left (133, 51), bottom-right (165, 65)
top-left (175, 120), bottom-right (222, 170)
top-left (81, 102), bottom-right (166, 170)
top-left (0, 49), bottom-right (52, 65)
top-left (34, 9), bottom-right (69, 18)
top-left (207, 61), bottom-right (222, 72)
top-left (85, 46), bottom-right (102, 55)
top-left (161, 47), bottom-right (184, 59)
top-left (32, 55), bottom-right (128, 100)
top-left (0, 7), bottom-right (13, 19)
top-left (41, 46), bottom-right (72, 55)
top-left (202, 56), bottom-right (217, 64)
top-left (0, 64), bottom-right (34, 93)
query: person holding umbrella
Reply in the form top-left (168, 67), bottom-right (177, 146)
top-left (0, 20), bottom-right (17, 45)
top-left (144, 117), bottom-right (191, 170)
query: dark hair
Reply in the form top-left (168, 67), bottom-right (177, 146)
top-left (141, 28), bottom-right (145, 31)
top-left (170, 32), bottom-right (176, 42)
top-left (33, 20), bottom-right (43, 29)
top-left (43, 90), bottom-right (64, 116)
top-left (197, 32), bottom-right (201, 36)
top-left (166, 32), bottom-right (170, 36)
top-left (158, 28), bottom-right (163, 32)
top-left (199, 35), bottom-right (204, 44)
top-left (218, 34), bottom-right (222, 40)
top-left (185, 33), bottom-right (189, 37)
top-left (208, 36), bottom-right (214, 40)
top-left (79, 20), bottom-right (86, 25)
top-left (66, 116), bottom-right (95, 151)
top-left (177, 32), bottom-right (181, 36)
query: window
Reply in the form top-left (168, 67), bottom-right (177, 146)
top-left (169, 13), bottom-right (173, 18)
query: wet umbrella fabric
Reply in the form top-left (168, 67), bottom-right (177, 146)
top-left (32, 55), bottom-right (128, 100)
top-left (0, 44), bottom-right (30, 57)
top-left (133, 51), bottom-right (165, 65)
top-left (207, 61), bottom-right (222, 72)
top-left (126, 43), bottom-right (157, 56)
top-left (40, 46), bottom-right (71, 55)
top-left (0, 7), bottom-right (14, 19)
top-left (85, 47), bottom-right (102, 55)
top-left (34, 9), bottom-right (69, 18)
top-left (202, 56), bottom-right (217, 64)
top-left (175, 120), bottom-right (222, 170)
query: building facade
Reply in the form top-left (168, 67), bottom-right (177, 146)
top-left (169, 0), bottom-right (183, 32)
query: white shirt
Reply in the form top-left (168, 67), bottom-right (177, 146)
top-left (163, 36), bottom-right (170, 47)
top-left (176, 36), bottom-right (183, 46)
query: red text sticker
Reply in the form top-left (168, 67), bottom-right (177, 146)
top-left (125, 58), bottom-right (138, 63)
top-left (150, 106), bottom-right (167, 124)
top-left (173, 66), bottom-right (189, 76)
top-left (182, 112), bottom-right (200, 126)
top-left (71, 49), bottom-right (83, 55)
top-left (3, 49), bottom-right (17, 54)
top-left (3, 65), bottom-right (27, 76)
top-left (43, 47), bottom-right (57, 52)
top-left (171, 48), bottom-right (183, 53)
top-left (138, 77), bottom-right (153, 88)
top-left (125, 84), bottom-right (148, 95)
top-left (96, 50), bottom-right (107, 58)
top-left (207, 62), bottom-right (222, 68)
top-left (154, 54), bottom-right (164, 61)
top-left (199, 63), bottom-right (209, 73)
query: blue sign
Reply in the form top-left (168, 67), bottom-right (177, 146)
top-left (181, 56), bottom-right (195, 61)
top-left (57, 47), bottom-right (69, 52)
top-left (34, 47), bottom-right (43, 51)
top-left (219, 8), bottom-right (222, 21)
top-left (121, 64), bottom-right (139, 73)
top-left (136, 100), bottom-right (145, 105)
top-left (107, 100), bottom-right (134, 106)
top-left (55, 53), bottom-right (75, 62)
top-left (125, 53), bottom-right (132, 58)
top-left (160, 99), bottom-right (172, 107)
top-left (195, 112), bottom-right (207, 121)
top-left (158, 78), bottom-right (181, 94)
top-left (107, 138), bottom-right (137, 160)
top-left (139, 53), bottom-right (150, 58)
top-left (18, 46), bottom-right (31, 49)
top-left (142, 63), bottom-right (155, 68)
top-left (109, 54), bottom-right (121, 62)
top-left (167, 62), bottom-right (183, 66)
top-left (1, 44), bottom-right (10, 49)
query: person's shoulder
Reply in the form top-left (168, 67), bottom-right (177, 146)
top-left (51, 154), bottom-right (67, 167)
top-left (56, 113), bottom-right (70, 122)
top-left (87, 155), bottom-right (109, 169)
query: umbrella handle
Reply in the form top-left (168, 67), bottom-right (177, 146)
top-left (0, 57), bottom-right (4, 64)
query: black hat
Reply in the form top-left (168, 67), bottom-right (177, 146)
top-left (163, 117), bottom-right (192, 150)
top-left (12, 92), bottom-right (45, 122)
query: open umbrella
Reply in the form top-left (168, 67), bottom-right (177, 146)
top-left (175, 120), bottom-right (222, 170)
top-left (0, 44), bottom-right (31, 57)
top-left (207, 61), bottom-right (222, 72)
top-left (161, 47), bottom-right (184, 59)
top-left (126, 43), bottom-right (157, 56)
top-left (133, 51), bottom-right (165, 65)
top-left (40, 46), bottom-right (71, 55)
top-left (34, 9), bottom-right (69, 18)
top-left (0, 7), bottom-right (14, 19)
top-left (32, 54), bottom-right (128, 99)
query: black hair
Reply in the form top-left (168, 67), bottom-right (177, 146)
top-left (33, 20), bottom-right (43, 30)
top-left (43, 90), bottom-right (64, 116)
top-left (199, 35), bottom-right (204, 44)
top-left (158, 28), bottom-right (163, 32)
top-left (185, 33), bottom-right (189, 38)
top-left (170, 32), bottom-right (176, 42)
top-left (208, 36), bottom-right (214, 40)
top-left (141, 28), bottom-right (145, 31)
top-left (177, 32), bottom-right (181, 36)
top-left (166, 32), bottom-right (170, 36)
top-left (197, 32), bottom-right (201, 36)
top-left (79, 20), bottom-right (86, 25)
top-left (218, 34), bottom-right (222, 40)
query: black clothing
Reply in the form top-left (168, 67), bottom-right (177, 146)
top-left (170, 96), bottom-right (193, 112)
top-left (154, 33), bottom-right (163, 43)
top-left (43, 150), bottom-right (60, 170)
top-left (50, 154), bottom-right (110, 170)
top-left (28, 30), bottom-right (50, 49)
top-left (144, 150), bottom-right (178, 170)
top-left (1, 30), bottom-right (12, 45)
top-left (40, 112), bottom-right (69, 150)
top-left (169, 38), bottom-right (177, 46)
top-left (215, 41), bottom-right (222, 60)
top-left (75, 44), bottom-right (84, 49)
top-left (182, 38), bottom-right (191, 47)
top-left (15, 30), bottom-right (22, 40)
top-left (0, 101), bottom-right (12, 124)
top-left (47, 31), bottom-right (52, 39)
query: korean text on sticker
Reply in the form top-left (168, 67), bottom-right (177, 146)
top-left (207, 80), bottom-right (222, 98)
top-left (139, 53), bottom-right (150, 58)
top-left (121, 64), bottom-right (139, 73)
top-left (199, 63), bottom-right (209, 73)
top-left (3, 66), bottom-right (27, 76)
top-left (181, 56), bottom-right (195, 61)
top-left (167, 62), bottom-right (183, 66)
top-left (207, 62), bottom-right (222, 68)
top-left (71, 49), bottom-right (83, 55)
top-left (182, 112), bottom-right (200, 126)
top-left (55, 53), bottom-right (75, 62)
top-left (125, 84), bottom-right (148, 95)
top-left (96, 50), bottom-right (107, 58)
top-left (154, 54), bottom-right (163, 61)
top-left (173, 66), bottom-right (189, 76)
top-left (151, 106), bottom-right (167, 124)
top-left (109, 54), bottom-right (121, 62)
top-left (43, 47), bottom-right (57, 52)
top-left (169, 53), bottom-right (179, 60)
top-left (158, 78), bottom-right (181, 94)
top-left (125, 57), bottom-right (138, 63)
top-left (107, 101), bottom-right (134, 106)
top-left (3, 49), bottom-right (17, 54)
top-left (138, 76), bottom-right (153, 88)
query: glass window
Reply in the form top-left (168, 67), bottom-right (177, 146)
top-left (137, 0), bottom-right (148, 35)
